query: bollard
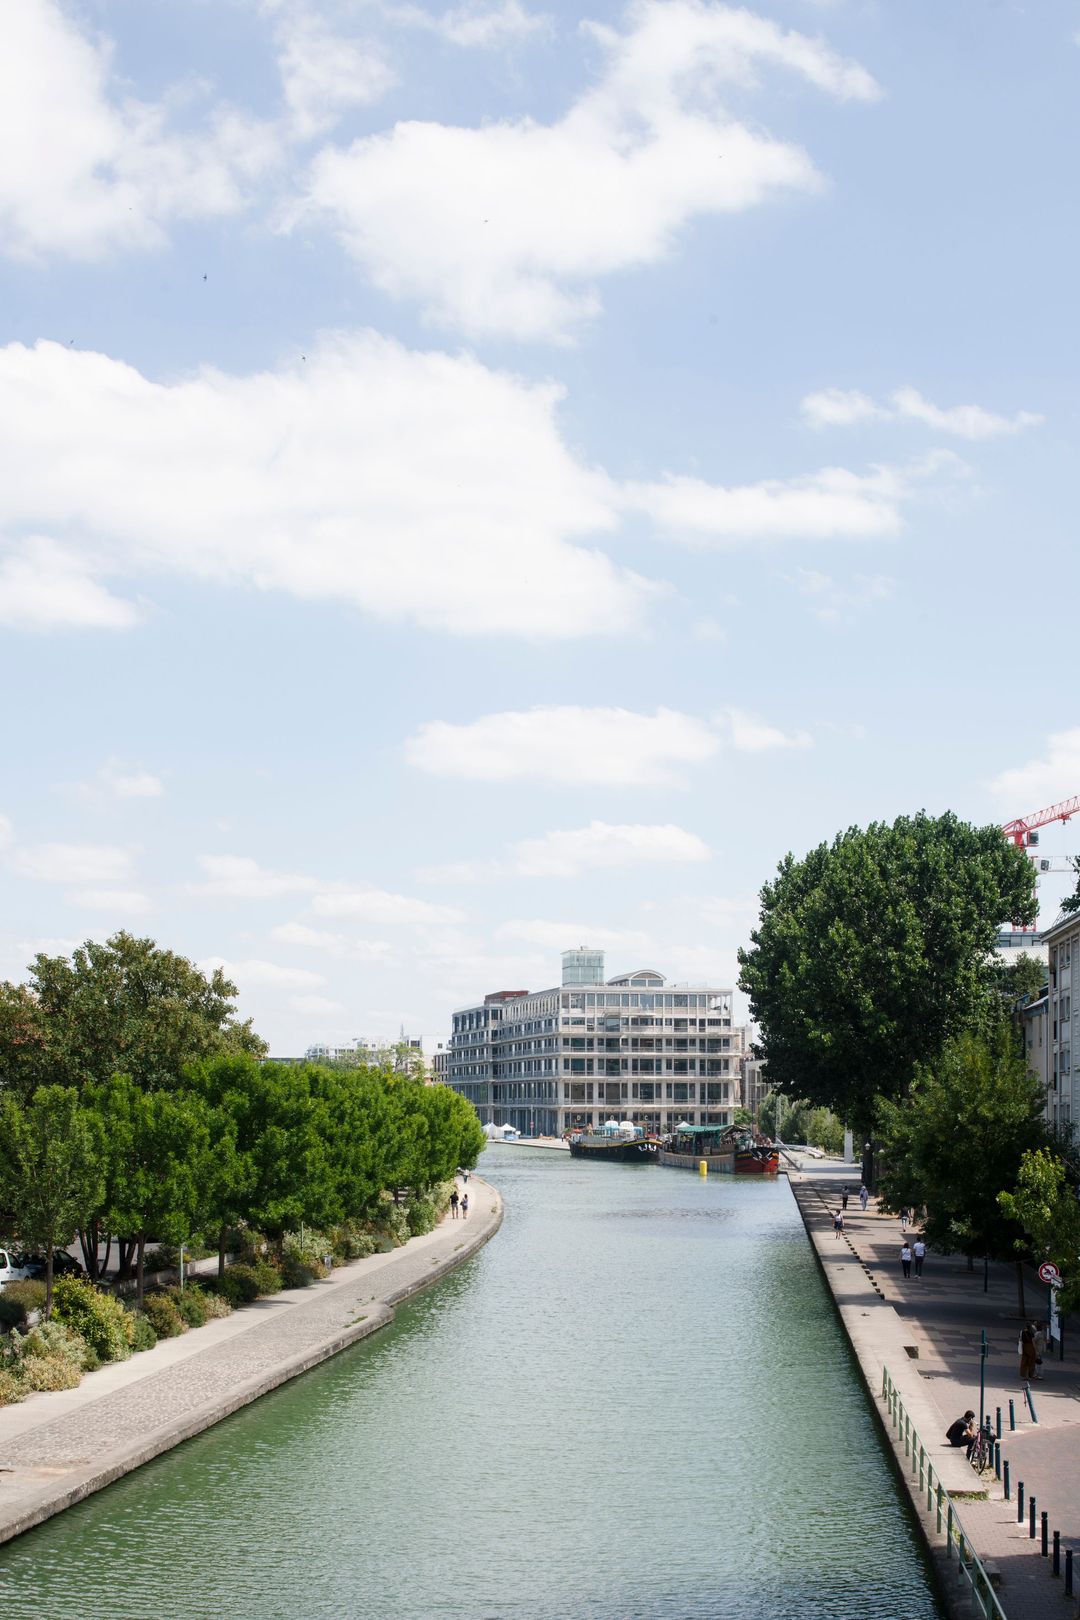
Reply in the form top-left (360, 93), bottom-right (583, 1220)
top-left (1009, 1398), bottom-right (1016, 1431)
top-left (1041, 1511), bottom-right (1048, 1556)
top-left (995, 1405), bottom-right (1002, 1438)
top-left (1017, 1482), bottom-right (1025, 1523)
top-left (1053, 1530), bottom-right (1061, 1576)
top-left (698, 1159), bottom-right (707, 1177)
top-left (1024, 1382), bottom-right (1039, 1424)
top-left (1003, 1460), bottom-right (1010, 1500)
top-left (1066, 1550), bottom-right (1074, 1599)
top-left (1029, 1496), bottom-right (1037, 1539)
top-left (994, 1440), bottom-right (1001, 1479)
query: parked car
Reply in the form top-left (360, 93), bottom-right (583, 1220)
top-left (0, 1248), bottom-right (36, 1291)
top-left (13, 1250), bottom-right (86, 1281)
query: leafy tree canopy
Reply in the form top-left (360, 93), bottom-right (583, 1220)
top-left (1061, 857), bottom-right (1080, 917)
top-left (0, 1085), bottom-right (105, 1315)
top-left (737, 812), bottom-right (1036, 1127)
top-left (875, 1027), bottom-right (1046, 1260)
top-left (0, 932), bottom-right (266, 1098)
top-left (999, 1147), bottom-right (1080, 1314)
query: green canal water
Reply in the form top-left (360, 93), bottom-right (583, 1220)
top-left (0, 1149), bottom-right (944, 1620)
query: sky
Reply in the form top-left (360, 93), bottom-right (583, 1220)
top-left (2, 0), bottom-right (1079, 1056)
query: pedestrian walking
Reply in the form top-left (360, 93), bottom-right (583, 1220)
top-left (859, 1184), bottom-right (869, 1212)
top-left (833, 1210), bottom-right (845, 1238)
top-left (900, 1241), bottom-right (912, 1278)
top-left (450, 1187), bottom-right (460, 1220)
top-left (461, 1192), bottom-right (469, 1220)
top-left (912, 1238), bottom-right (926, 1277)
top-left (841, 1188), bottom-right (849, 1210)
top-left (1019, 1324), bottom-right (1037, 1381)
top-left (463, 1168), bottom-right (470, 1184)
top-left (900, 1206), bottom-right (910, 1231)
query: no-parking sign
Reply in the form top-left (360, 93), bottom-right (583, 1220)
top-left (1038, 1261), bottom-right (1061, 1285)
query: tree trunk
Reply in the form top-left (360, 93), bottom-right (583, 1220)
top-left (136, 1233), bottom-right (146, 1309)
top-left (218, 1227), bottom-right (226, 1280)
top-left (1016, 1260), bottom-right (1026, 1319)
top-left (78, 1222), bottom-right (99, 1282)
top-left (45, 1244), bottom-right (54, 1320)
top-left (100, 1232), bottom-right (112, 1279)
top-left (117, 1235), bottom-right (137, 1281)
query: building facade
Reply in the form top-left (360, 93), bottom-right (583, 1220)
top-left (1040, 911), bottom-right (1079, 1137)
top-left (443, 950), bottom-right (738, 1137)
top-left (740, 1054), bottom-right (768, 1116)
top-left (304, 1035), bottom-right (423, 1070)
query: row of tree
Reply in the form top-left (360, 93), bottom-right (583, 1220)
top-left (738, 812), bottom-right (1079, 1301)
top-left (0, 935), bottom-right (484, 1313)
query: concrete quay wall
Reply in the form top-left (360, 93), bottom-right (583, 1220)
top-left (0, 1179), bottom-right (503, 1549)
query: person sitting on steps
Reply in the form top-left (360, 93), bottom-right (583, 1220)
top-left (945, 1411), bottom-right (977, 1458)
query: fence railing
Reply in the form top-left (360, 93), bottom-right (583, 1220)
top-left (881, 1365), bottom-right (1008, 1620)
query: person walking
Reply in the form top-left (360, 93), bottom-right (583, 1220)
top-left (900, 1206), bottom-right (910, 1231)
top-left (1019, 1324), bottom-right (1037, 1381)
top-left (449, 1187), bottom-right (460, 1220)
top-left (912, 1237), bottom-right (926, 1277)
top-left (833, 1210), bottom-right (845, 1238)
top-left (859, 1184), bottom-right (869, 1213)
top-left (900, 1241), bottom-right (913, 1279)
top-left (841, 1188), bottom-right (849, 1211)
top-left (461, 1192), bottom-right (469, 1220)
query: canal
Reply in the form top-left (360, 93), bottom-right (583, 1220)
top-left (0, 1149), bottom-right (944, 1620)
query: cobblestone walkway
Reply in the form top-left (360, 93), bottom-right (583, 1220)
top-left (0, 1178), bottom-right (501, 1543)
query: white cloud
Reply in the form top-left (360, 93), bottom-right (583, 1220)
top-left (9, 842), bottom-right (134, 884)
top-left (276, 14), bottom-right (396, 139)
top-left (296, 0), bottom-right (878, 340)
top-left (512, 821), bottom-right (711, 876)
top-left (404, 704), bottom-right (720, 785)
top-left (66, 887), bottom-right (152, 914)
top-left (495, 919), bottom-right (651, 952)
top-left (990, 729), bottom-right (1080, 816)
top-left (627, 464), bottom-right (905, 544)
top-left (200, 956), bottom-right (327, 990)
top-left (801, 385), bottom-right (1043, 440)
top-left (0, 538), bottom-right (139, 631)
top-left (394, 0), bottom-right (548, 47)
top-left (0, 0), bottom-right (279, 262)
top-left (717, 706), bottom-right (812, 752)
top-left (289, 993), bottom-right (344, 1015)
top-left (270, 921), bottom-right (396, 961)
top-left (105, 769), bottom-right (164, 799)
top-left (310, 889), bottom-right (463, 925)
top-left (194, 855), bottom-right (316, 899)
top-left (0, 335), bottom-right (656, 640)
top-left (786, 567), bottom-right (894, 624)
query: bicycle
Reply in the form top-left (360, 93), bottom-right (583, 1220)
top-left (968, 1421), bottom-right (996, 1473)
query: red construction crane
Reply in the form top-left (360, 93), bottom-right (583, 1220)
top-left (1001, 795), bottom-right (1080, 848)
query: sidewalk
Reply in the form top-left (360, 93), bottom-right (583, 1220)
top-left (789, 1160), bottom-right (1080, 1620)
top-left (0, 1176), bottom-right (502, 1547)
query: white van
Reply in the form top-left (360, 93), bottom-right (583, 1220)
top-left (0, 1249), bottom-right (34, 1291)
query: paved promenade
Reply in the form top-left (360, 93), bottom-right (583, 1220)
top-left (0, 1176), bottom-right (502, 1547)
top-left (788, 1156), bottom-right (1080, 1620)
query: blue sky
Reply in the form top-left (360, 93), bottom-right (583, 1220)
top-left (2, 0), bottom-right (1078, 1054)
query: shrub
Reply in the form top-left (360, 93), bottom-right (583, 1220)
top-left (198, 1288), bottom-right (232, 1320)
top-left (250, 1259), bottom-right (283, 1296)
top-left (18, 1321), bottom-right (98, 1373)
top-left (406, 1195), bottom-right (438, 1237)
top-left (279, 1252), bottom-right (325, 1289)
top-left (18, 1353), bottom-right (81, 1392)
top-left (142, 1293), bottom-right (186, 1340)
top-left (0, 1369), bottom-right (26, 1406)
top-left (329, 1222), bottom-right (376, 1263)
top-left (129, 1313), bottom-right (158, 1352)
top-left (167, 1286), bottom-right (208, 1328)
top-left (375, 1202), bottom-right (409, 1249)
top-left (0, 1280), bottom-right (47, 1325)
top-left (207, 1264), bottom-right (261, 1306)
top-left (52, 1276), bottom-right (133, 1363)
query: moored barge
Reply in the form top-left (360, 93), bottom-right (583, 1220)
top-left (568, 1122), bottom-right (661, 1162)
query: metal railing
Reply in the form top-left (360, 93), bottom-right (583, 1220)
top-left (881, 1366), bottom-right (1008, 1620)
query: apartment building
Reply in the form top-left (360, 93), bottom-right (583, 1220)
top-left (740, 1054), bottom-right (768, 1116)
top-left (304, 1035), bottom-right (423, 1070)
top-left (1039, 910), bottom-right (1079, 1137)
top-left (443, 948), bottom-right (737, 1137)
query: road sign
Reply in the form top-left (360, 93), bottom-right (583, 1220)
top-left (1038, 1261), bottom-right (1061, 1285)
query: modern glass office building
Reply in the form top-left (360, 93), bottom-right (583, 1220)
top-left (443, 949), bottom-right (741, 1136)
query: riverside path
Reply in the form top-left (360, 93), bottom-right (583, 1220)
top-left (787, 1155), bottom-right (1080, 1620)
top-left (0, 1176), bottom-right (502, 1547)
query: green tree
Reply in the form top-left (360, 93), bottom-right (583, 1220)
top-left (88, 1074), bottom-right (209, 1306)
top-left (999, 1148), bottom-right (1080, 1315)
top-left (1061, 857), bottom-right (1080, 917)
top-left (875, 1027), bottom-right (1046, 1280)
top-left (0, 932), bottom-right (266, 1101)
top-left (0, 1086), bottom-right (104, 1316)
top-left (738, 812), bottom-right (1036, 1129)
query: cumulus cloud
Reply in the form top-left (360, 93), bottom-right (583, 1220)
top-left (200, 956), bottom-right (327, 990)
top-left (0, 538), bottom-right (139, 631)
top-left (296, 0), bottom-right (878, 339)
top-left (0, 0), bottom-right (279, 262)
top-left (66, 887), bottom-right (152, 914)
top-left (270, 921), bottom-right (396, 961)
top-left (801, 385), bottom-right (1043, 440)
top-left (514, 821), bottom-right (710, 876)
top-left (275, 13), bottom-right (396, 139)
top-left (404, 705), bottom-right (720, 785)
top-left (626, 464), bottom-right (907, 544)
top-left (9, 842), bottom-right (134, 884)
top-left (310, 888), bottom-right (463, 924)
top-left (990, 729), bottom-right (1080, 816)
top-left (785, 566), bottom-right (893, 624)
top-left (716, 707), bottom-right (812, 752)
top-left (194, 855), bottom-right (317, 899)
top-left (0, 335), bottom-right (657, 640)
top-left (289, 993), bottom-right (343, 1015)
top-left (495, 919), bottom-right (651, 953)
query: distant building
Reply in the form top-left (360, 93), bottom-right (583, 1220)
top-left (442, 948), bottom-right (737, 1136)
top-left (305, 1035), bottom-right (422, 1071)
top-left (1038, 911), bottom-right (1079, 1137)
top-left (740, 1054), bottom-right (768, 1116)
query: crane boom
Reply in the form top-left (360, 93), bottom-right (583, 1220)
top-left (1001, 794), bottom-right (1080, 847)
